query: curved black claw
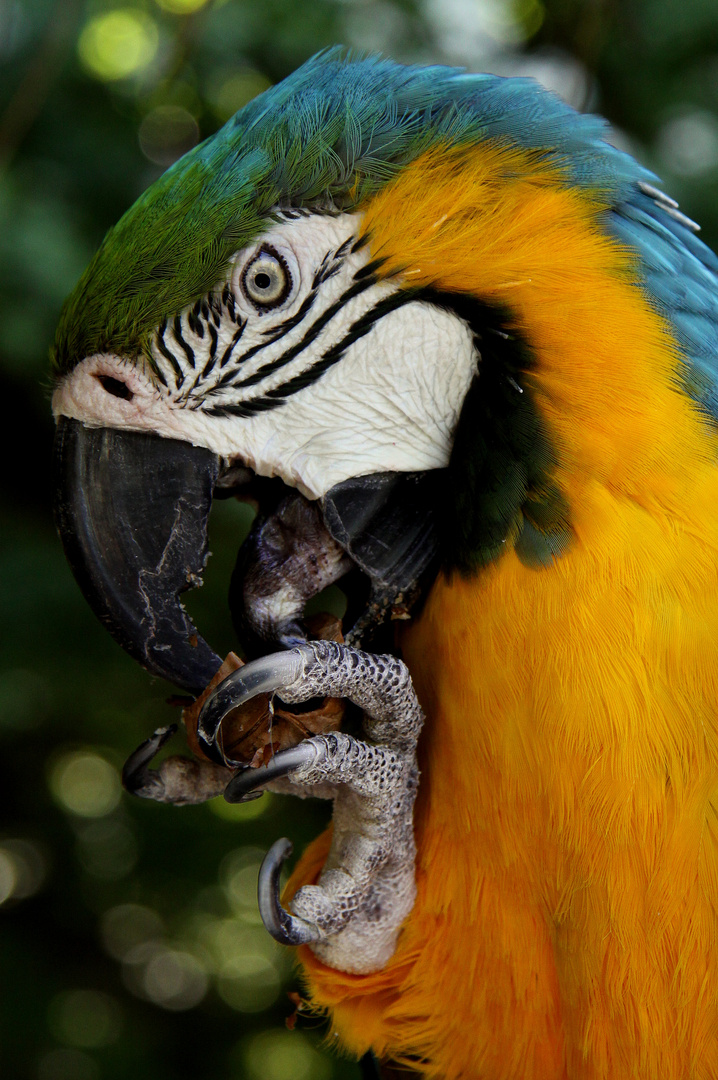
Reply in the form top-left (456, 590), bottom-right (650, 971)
top-left (197, 649), bottom-right (305, 751)
top-left (223, 742), bottom-right (322, 803)
top-left (122, 724), bottom-right (177, 797)
top-left (258, 837), bottom-right (318, 946)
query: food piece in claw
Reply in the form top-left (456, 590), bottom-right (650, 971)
top-left (199, 639), bottom-right (426, 975)
top-left (183, 641), bottom-right (346, 769)
top-left (122, 615), bottom-right (347, 802)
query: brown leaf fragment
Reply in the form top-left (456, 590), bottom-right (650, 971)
top-left (182, 651), bottom-right (246, 761)
top-left (304, 611), bottom-right (344, 642)
top-left (182, 616), bottom-right (346, 767)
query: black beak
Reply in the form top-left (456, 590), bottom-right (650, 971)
top-left (53, 417), bottom-right (223, 693)
top-left (321, 470), bottom-right (444, 612)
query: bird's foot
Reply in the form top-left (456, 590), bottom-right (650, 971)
top-left (121, 724), bottom-right (233, 804)
top-left (199, 640), bottom-right (425, 973)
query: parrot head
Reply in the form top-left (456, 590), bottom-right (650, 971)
top-left (51, 49), bottom-right (672, 698)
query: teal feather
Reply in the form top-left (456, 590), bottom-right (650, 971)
top-left (51, 48), bottom-right (653, 375)
top-left (609, 192), bottom-right (718, 421)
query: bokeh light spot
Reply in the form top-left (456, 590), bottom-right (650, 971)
top-left (0, 838), bottom-right (47, 902)
top-left (217, 954), bottom-right (281, 1012)
top-left (100, 903), bottom-right (165, 961)
top-left (423, 0), bottom-right (538, 63)
top-left (657, 109), bottom-right (718, 178)
top-left (220, 847), bottom-right (266, 919)
top-left (0, 851), bottom-right (16, 904)
top-left (141, 948), bottom-right (209, 1010)
top-left (514, 0), bottom-right (544, 38)
top-left (50, 751), bottom-right (121, 818)
top-left (48, 989), bottom-right (122, 1049)
top-left (77, 10), bottom-right (159, 82)
top-left (239, 1030), bottom-right (331, 1080)
top-left (139, 105), bottom-right (199, 166)
top-left (207, 70), bottom-right (272, 121)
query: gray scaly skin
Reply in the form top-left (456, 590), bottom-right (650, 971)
top-left (126, 640), bottom-right (425, 973)
top-left (260, 641), bottom-right (424, 973)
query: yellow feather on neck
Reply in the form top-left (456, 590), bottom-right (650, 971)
top-left (287, 143), bottom-right (718, 1080)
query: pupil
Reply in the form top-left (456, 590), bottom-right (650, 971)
top-left (254, 272), bottom-right (272, 290)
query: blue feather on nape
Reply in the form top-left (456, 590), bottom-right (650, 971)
top-left (219, 48), bottom-right (653, 207)
top-left (610, 189), bottom-right (718, 423)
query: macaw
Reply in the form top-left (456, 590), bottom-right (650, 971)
top-left (50, 49), bottom-right (718, 1080)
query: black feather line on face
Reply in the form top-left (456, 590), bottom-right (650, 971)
top-left (350, 233), bottom-right (371, 254)
top-left (200, 323), bottom-right (219, 379)
top-left (200, 285), bottom-right (421, 418)
top-left (222, 273), bottom-right (379, 393)
top-left (173, 315), bottom-right (196, 369)
top-left (188, 309), bottom-right (204, 338)
top-left (206, 295), bottom-right (221, 327)
top-left (311, 247), bottom-right (348, 288)
top-left (334, 236), bottom-right (353, 259)
top-left (157, 236), bottom-right (366, 401)
top-left (173, 291), bottom-right (242, 403)
top-left (353, 256), bottom-right (385, 280)
top-left (264, 286), bottom-right (423, 401)
top-left (202, 396), bottom-right (284, 418)
top-left (263, 287), bottom-right (319, 339)
top-left (152, 362), bottom-right (168, 388)
top-left (156, 319), bottom-right (185, 388)
top-left (312, 252), bottom-right (332, 288)
top-left (218, 324), bottom-right (247, 369)
top-left (318, 261), bottom-right (342, 285)
top-left (212, 336), bottom-right (267, 381)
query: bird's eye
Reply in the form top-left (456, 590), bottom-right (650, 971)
top-left (241, 246), bottom-right (292, 309)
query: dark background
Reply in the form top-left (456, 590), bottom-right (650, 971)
top-left (2, 1), bottom-right (718, 1077)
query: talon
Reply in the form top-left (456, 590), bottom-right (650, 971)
top-left (223, 741), bottom-right (323, 803)
top-left (122, 724), bottom-right (177, 797)
top-left (223, 772), bottom-right (265, 804)
top-left (258, 837), bottom-right (318, 946)
top-left (197, 649), bottom-right (305, 752)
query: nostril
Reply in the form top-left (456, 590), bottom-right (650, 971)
top-left (97, 374), bottom-right (133, 401)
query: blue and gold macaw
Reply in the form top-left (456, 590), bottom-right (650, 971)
top-left (51, 51), bottom-right (718, 1079)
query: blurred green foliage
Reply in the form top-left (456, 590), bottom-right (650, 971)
top-left (2, 0), bottom-right (718, 1077)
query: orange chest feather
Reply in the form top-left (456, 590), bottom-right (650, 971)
top-left (397, 454), bottom-right (718, 1075)
top-left (294, 144), bottom-right (718, 1079)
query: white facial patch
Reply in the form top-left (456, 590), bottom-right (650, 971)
top-left (52, 212), bottom-right (478, 500)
